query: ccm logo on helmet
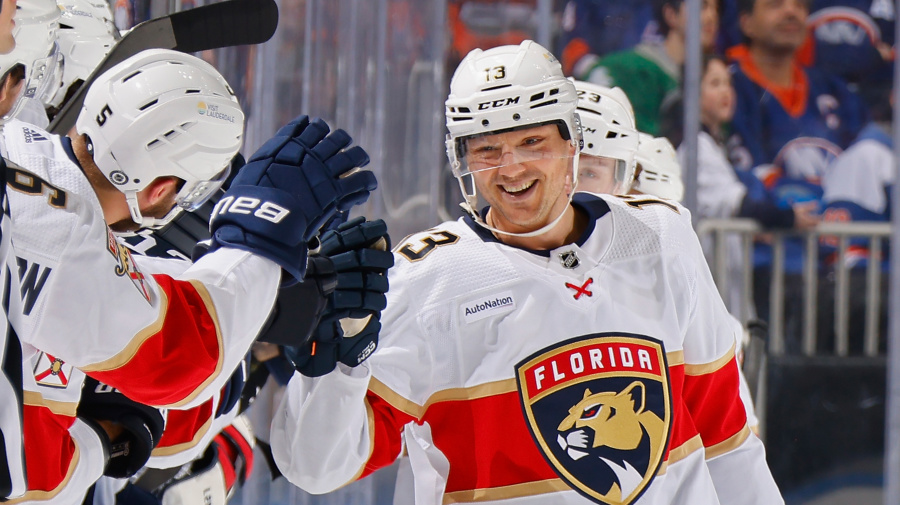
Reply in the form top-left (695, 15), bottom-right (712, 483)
top-left (213, 196), bottom-right (290, 224)
top-left (478, 96), bottom-right (520, 110)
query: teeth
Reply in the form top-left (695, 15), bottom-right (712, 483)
top-left (503, 181), bottom-right (534, 193)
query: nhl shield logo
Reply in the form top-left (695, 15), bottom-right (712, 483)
top-left (515, 333), bottom-right (671, 505)
top-left (559, 250), bottom-right (580, 269)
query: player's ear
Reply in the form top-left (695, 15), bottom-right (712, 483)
top-left (143, 176), bottom-right (180, 206)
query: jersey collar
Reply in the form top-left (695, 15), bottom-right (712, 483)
top-left (464, 193), bottom-right (611, 257)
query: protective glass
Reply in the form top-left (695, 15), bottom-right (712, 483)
top-left (174, 164), bottom-right (232, 212)
top-left (4, 44), bottom-right (64, 121)
top-left (452, 122), bottom-right (578, 178)
top-left (577, 155), bottom-right (631, 195)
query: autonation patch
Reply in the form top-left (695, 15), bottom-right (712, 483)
top-left (461, 291), bottom-right (516, 324)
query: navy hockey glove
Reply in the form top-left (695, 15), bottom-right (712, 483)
top-left (316, 217), bottom-right (394, 319)
top-left (284, 217), bottom-right (393, 377)
top-left (78, 377), bottom-right (165, 479)
top-left (209, 115), bottom-right (376, 282)
top-left (256, 255), bottom-right (338, 347)
top-left (284, 316), bottom-right (381, 377)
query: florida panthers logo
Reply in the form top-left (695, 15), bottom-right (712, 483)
top-left (516, 334), bottom-right (671, 505)
top-left (106, 229), bottom-right (151, 303)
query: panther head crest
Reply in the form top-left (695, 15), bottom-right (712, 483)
top-left (556, 381), bottom-right (665, 503)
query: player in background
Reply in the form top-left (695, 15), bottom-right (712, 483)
top-left (573, 79), bottom-right (762, 436)
top-left (4, 48), bottom-right (376, 503)
top-left (0, 0), bottom-right (62, 127)
top-left (0, 0), bottom-right (26, 499)
top-left (578, 0), bottom-right (719, 136)
top-left (271, 40), bottom-right (782, 504)
top-left (44, 0), bottom-right (118, 122)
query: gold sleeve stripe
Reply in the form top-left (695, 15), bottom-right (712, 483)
top-left (369, 377), bottom-right (518, 419)
top-left (80, 288), bottom-right (170, 373)
top-left (657, 434), bottom-right (704, 475)
top-left (23, 391), bottom-right (77, 417)
top-left (341, 397), bottom-right (378, 488)
top-left (683, 342), bottom-right (736, 376)
top-left (150, 417), bottom-right (213, 457)
top-left (705, 424), bottom-right (752, 460)
top-left (443, 478), bottom-right (570, 503)
top-left (163, 280), bottom-right (225, 409)
top-left (4, 441), bottom-right (79, 503)
top-left (667, 350), bottom-right (685, 366)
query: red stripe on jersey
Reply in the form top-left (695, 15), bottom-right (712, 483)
top-left (214, 434), bottom-right (238, 491)
top-left (156, 398), bottom-right (214, 450)
top-left (222, 424), bottom-right (255, 482)
top-left (22, 404), bottom-right (76, 493)
top-left (667, 364), bottom-right (700, 460)
top-left (424, 391), bottom-right (558, 492)
top-left (88, 274), bottom-right (221, 406)
top-left (682, 356), bottom-right (747, 449)
top-left (360, 392), bottom-right (417, 479)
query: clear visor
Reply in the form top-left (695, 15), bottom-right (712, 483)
top-left (453, 122), bottom-right (578, 178)
top-left (577, 155), bottom-right (631, 195)
top-left (174, 164), bottom-right (232, 212)
top-left (3, 45), bottom-right (64, 121)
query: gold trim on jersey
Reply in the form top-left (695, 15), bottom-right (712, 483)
top-left (368, 377), bottom-right (518, 419)
top-left (341, 398), bottom-right (378, 488)
top-left (165, 280), bottom-right (225, 408)
top-left (684, 342), bottom-right (736, 376)
top-left (79, 281), bottom-right (225, 409)
top-left (150, 416), bottom-right (213, 457)
top-left (656, 434), bottom-right (703, 475)
top-left (4, 441), bottom-right (79, 503)
top-left (80, 289), bottom-right (170, 373)
top-left (442, 478), bottom-right (571, 503)
top-left (705, 425), bottom-right (752, 460)
top-left (666, 350), bottom-right (684, 366)
top-left (23, 390), bottom-right (77, 417)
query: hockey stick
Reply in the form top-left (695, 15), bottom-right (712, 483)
top-left (48, 0), bottom-right (279, 134)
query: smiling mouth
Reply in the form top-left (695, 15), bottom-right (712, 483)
top-left (502, 180), bottom-right (536, 196)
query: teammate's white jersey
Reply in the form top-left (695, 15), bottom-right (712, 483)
top-left (271, 193), bottom-right (783, 504)
top-left (0, 119), bottom-right (280, 503)
top-left (0, 155), bottom-right (26, 500)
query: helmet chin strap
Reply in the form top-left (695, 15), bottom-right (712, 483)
top-left (125, 190), bottom-right (144, 226)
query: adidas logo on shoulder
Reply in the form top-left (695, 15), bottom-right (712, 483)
top-left (22, 127), bottom-right (48, 144)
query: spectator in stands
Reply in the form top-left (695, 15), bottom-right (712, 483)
top-left (578, 0), bottom-right (719, 136)
top-left (677, 53), bottom-right (820, 320)
top-left (728, 0), bottom-right (868, 207)
top-left (557, 0), bottom-right (658, 77)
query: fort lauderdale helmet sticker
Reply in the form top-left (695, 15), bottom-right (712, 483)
top-left (515, 333), bottom-right (672, 505)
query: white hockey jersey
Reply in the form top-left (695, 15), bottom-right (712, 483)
top-left (0, 120), bottom-right (280, 503)
top-left (272, 193), bottom-right (783, 505)
top-left (0, 155), bottom-right (26, 500)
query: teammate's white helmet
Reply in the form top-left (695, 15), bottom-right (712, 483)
top-left (75, 49), bottom-right (245, 229)
top-left (573, 80), bottom-right (639, 194)
top-left (48, 0), bottom-right (119, 111)
top-left (445, 40), bottom-right (582, 237)
top-left (633, 133), bottom-right (684, 201)
top-left (0, 0), bottom-right (63, 121)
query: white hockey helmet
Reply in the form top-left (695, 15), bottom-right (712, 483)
top-left (75, 49), bottom-right (245, 229)
top-left (47, 0), bottom-right (119, 111)
top-left (633, 133), bottom-right (684, 201)
top-left (0, 0), bottom-right (63, 121)
top-left (572, 80), bottom-right (639, 195)
top-left (445, 40), bottom-right (582, 237)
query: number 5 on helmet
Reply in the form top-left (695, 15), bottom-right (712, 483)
top-left (209, 115), bottom-right (377, 283)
